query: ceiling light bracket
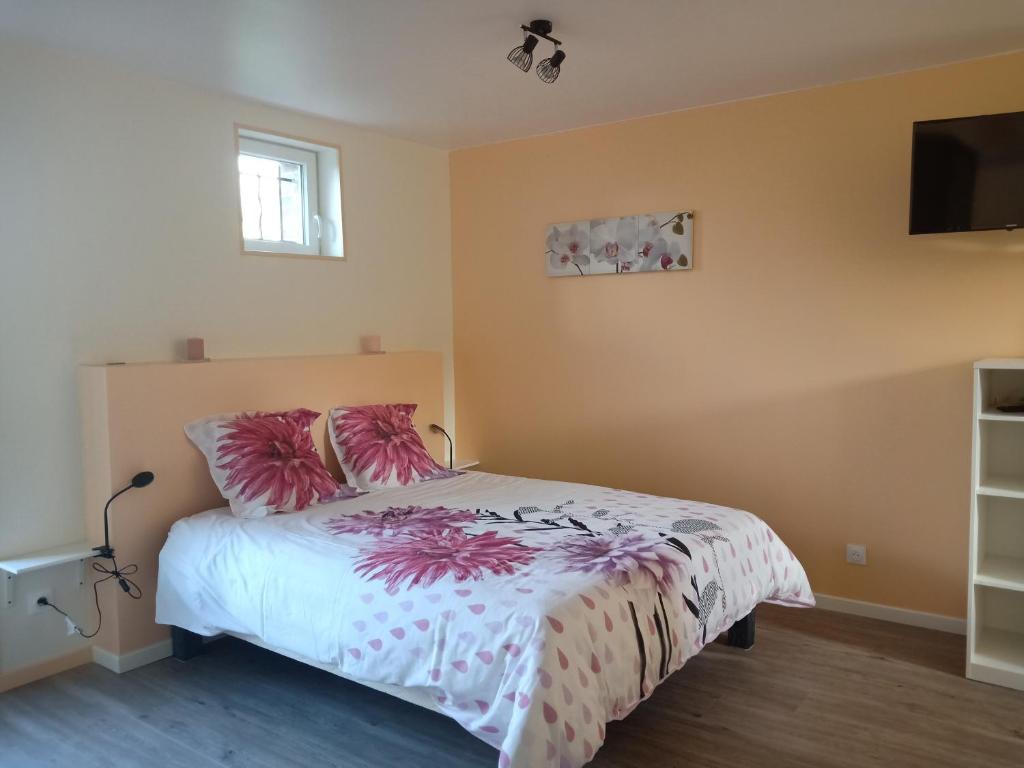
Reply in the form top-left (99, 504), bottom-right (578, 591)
top-left (521, 19), bottom-right (561, 47)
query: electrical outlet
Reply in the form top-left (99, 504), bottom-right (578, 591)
top-left (27, 588), bottom-right (53, 614)
top-left (846, 544), bottom-right (867, 566)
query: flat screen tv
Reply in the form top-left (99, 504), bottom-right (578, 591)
top-left (909, 110), bottom-right (1024, 235)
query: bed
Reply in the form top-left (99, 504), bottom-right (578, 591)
top-left (156, 470), bottom-right (813, 768)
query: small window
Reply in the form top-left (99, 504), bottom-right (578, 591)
top-left (236, 128), bottom-right (344, 259)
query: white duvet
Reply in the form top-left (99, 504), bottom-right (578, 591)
top-left (157, 471), bottom-right (813, 767)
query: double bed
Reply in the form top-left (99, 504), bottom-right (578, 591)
top-left (157, 470), bottom-right (812, 768)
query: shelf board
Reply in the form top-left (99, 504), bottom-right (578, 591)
top-left (980, 408), bottom-right (1024, 422)
top-left (0, 541), bottom-right (95, 575)
top-left (978, 476), bottom-right (1024, 499)
top-left (454, 459), bottom-right (480, 471)
top-left (975, 359), bottom-right (1024, 371)
top-left (976, 556), bottom-right (1024, 592)
top-left (973, 627), bottom-right (1024, 675)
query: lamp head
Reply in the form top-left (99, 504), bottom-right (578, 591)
top-left (131, 471), bottom-right (155, 488)
top-left (507, 34), bottom-right (538, 72)
top-left (536, 49), bottom-right (566, 83)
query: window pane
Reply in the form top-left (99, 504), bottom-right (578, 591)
top-left (238, 153), bottom-right (305, 245)
top-left (278, 162), bottom-right (304, 244)
top-left (239, 168), bottom-right (262, 241)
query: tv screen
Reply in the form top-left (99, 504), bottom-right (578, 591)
top-left (909, 110), bottom-right (1024, 235)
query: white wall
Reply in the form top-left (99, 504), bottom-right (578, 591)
top-left (0, 42), bottom-right (454, 672)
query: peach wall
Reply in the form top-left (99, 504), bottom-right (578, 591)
top-left (450, 51), bottom-right (1024, 620)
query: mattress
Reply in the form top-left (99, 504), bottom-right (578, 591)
top-left (157, 471), bottom-right (813, 768)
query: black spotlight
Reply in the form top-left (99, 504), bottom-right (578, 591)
top-left (508, 34), bottom-right (539, 72)
top-left (536, 49), bottom-right (566, 83)
top-left (508, 19), bottom-right (563, 78)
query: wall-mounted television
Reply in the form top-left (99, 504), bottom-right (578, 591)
top-left (909, 110), bottom-right (1024, 235)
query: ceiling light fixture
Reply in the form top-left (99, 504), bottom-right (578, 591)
top-left (536, 48), bottom-right (566, 84)
top-left (507, 33), bottom-right (539, 72)
top-left (507, 19), bottom-right (565, 83)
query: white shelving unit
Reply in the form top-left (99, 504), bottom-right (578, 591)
top-left (968, 359), bottom-right (1024, 691)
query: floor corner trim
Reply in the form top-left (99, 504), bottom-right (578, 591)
top-left (92, 638), bottom-right (173, 673)
top-left (813, 593), bottom-right (966, 635)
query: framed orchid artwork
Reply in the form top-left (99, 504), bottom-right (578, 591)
top-left (637, 212), bottom-right (693, 272)
top-left (589, 217), bottom-right (635, 275)
top-left (545, 211), bottom-right (693, 277)
top-left (546, 221), bottom-right (592, 276)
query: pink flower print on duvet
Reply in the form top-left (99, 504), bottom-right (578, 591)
top-left (355, 529), bottom-right (538, 590)
top-left (556, 533), bottom-right (683, 591)
top-left (325, 505), bottom-right (476, 537)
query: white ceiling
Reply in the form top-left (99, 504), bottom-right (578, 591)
top-left (3, 0), bottom-right (1023, 148)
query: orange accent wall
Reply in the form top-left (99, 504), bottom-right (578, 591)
top-left (451, 51), bottom-right (1024, 620)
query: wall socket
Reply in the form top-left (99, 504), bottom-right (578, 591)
top-left (846, 544), bottom-right (867, 566)
top-left (27, 588), bottom-right (54, 614)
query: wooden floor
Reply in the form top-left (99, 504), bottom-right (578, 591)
top-left (2, 605), bottom-right (1022, 767)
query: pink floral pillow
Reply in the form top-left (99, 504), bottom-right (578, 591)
top-left (329, 404), bottom-right (459, 490)
top-left (185, 408), bottom-right (360, 518)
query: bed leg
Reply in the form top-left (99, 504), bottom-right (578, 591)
top-left (726, 608), bottom-right (756, 650)
top-left (171, 626), bottom-right (204, 661)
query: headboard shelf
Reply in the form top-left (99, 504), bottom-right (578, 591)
top-left (79, 350), bottom-right (446, 656)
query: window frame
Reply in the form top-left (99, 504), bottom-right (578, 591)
top-left (238, 137), bottom-right (320, 256)
top-left (235, 125), bottom-right (346, 261)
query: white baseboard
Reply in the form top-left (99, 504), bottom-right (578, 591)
top-left (92, 638), bottom-right (172, 673)
top-left (813, 593), bottom-right (965, 635)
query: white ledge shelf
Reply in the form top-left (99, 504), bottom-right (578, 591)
top-left (977, 476), bottom-right (1024, 499)
top-left (975, 359), bottom-right (1024, 371)
top-left (453, 459), bottom-right (480, 471)
top-left (0, 541), bottom-right (95, 575)
top-left (976, 556), bottom-right (1024, 592)
top-left (980, 408), bottom-right (1024, 422)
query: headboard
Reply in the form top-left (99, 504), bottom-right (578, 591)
top-left (79, 351), bottom-right (446, 657)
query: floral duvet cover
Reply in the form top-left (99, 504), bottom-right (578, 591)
top-left (157, 471), bottom-right (813, 768)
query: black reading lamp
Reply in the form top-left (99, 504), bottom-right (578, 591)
top-left (94, 471), bottom-right (154, 559)
top-left (93, 471), bottom-right (154, 593)
top-left (37, 471), bottom-right (154, 634)
top-left (428, 424), bottom-right (454, 470)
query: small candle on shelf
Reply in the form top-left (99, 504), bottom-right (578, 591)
top-left (361, 335), bottom-right (383, 354)
top-left (185, 337), bottom-right (207, 362)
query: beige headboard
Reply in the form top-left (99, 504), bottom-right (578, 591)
top-left (79, 351), bottom-right (446, 657)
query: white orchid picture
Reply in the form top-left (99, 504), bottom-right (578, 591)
top-left (546, 211), bottom-right (693, 277)
top-left (589, 217), bottom-right (637, 274)
top-left (636, 211), bottom-right (693, 272)
top-left (545, 221), bottom-right (591, 276)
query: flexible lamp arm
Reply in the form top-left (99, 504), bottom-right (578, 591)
top-left (96, 484), bottom-right (131, 558)
top-left (94, 471), bottom-right (154, 559)
top-left (428, 424), bottom-right (454, 470)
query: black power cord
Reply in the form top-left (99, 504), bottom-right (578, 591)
top-left (38, 557), bottom-right (142, 639)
